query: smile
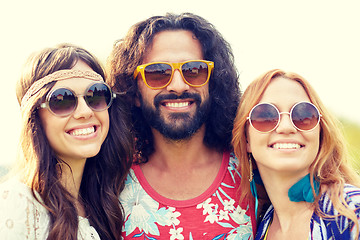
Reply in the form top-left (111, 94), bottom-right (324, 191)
top-left (68, 126), bottom-right (96, 136)
top-left (164, 101), bottom-right (191, 108)
top-left (271, 143), bottom-right (303, 149)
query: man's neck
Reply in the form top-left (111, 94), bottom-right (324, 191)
top-left (150, 125), bottom-right (219, 168)
top-left (140, 125), bottom-right (224, 200)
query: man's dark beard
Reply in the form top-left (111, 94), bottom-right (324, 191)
top-left (139, 92), bottom-right (211, 140)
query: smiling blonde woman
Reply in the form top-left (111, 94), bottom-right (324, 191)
top-left (232, 69), bottom-right (360, 240)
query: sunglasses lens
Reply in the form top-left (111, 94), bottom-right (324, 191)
top-left (48, 88), bottom-right (76, 116)
top-left (86, 83), bottom-right (112, 111)
top-left (181, 61), bottom-right (209, 86)
top-left (291, 102), bottom-right (320, 131)
top-left (250, 103), bottom-right (279, 132)
top-left (144, 63), bottom-right (172, 88)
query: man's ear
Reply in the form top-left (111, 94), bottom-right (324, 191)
top-left (135, 92), bottom-right (141, 107)
top-left (134, 77), bottom-right (141, 107)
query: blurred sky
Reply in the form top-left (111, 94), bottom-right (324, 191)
top-left (1, 0), bottom-right (359, 165)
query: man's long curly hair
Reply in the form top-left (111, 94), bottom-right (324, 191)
top-left (107, 13), bottom-right (241, 163)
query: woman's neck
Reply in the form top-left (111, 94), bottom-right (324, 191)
top-left (260, 169), bottom-right (314, 239)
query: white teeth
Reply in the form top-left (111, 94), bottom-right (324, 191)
top-left (165, 102), bottom-right (190, 108)
top-left (272, 143), bottom-right (301, 149)
top-left (70, 127), bottom-right (95, 136)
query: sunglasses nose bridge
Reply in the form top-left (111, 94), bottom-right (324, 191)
top-left (166, 63), bottom-right (190, 92)
top-left (276, 111), bottom-right (297, 133)
top-left (279, 111), bottom-right (290, 117)
top-left (171, 62), bottom-right (187, 78)
top-left (170, 63), bottom-right (184, 81)
top-left (72, 95), bottom-right (94, 118)
top-left (171, 62), bottom-right (182, 70)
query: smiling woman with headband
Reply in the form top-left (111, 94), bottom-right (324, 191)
top-left (232, 69), bottom-right (360, 239)
top-left (0, 43), bottom-right (132, 240)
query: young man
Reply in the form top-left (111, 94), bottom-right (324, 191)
top-left (108, 13), bottom-right (255, 239)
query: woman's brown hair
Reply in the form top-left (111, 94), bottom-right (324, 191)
top-left (14, 43), bottom-right (132, 240)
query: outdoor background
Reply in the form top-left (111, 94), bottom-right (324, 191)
top-left (0, 0), bottom-right (359, 174)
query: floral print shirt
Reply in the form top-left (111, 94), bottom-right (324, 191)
top-left (0, 178), bottom-right (100, 240)
top-left (255, 184), bottom-right (360, 240)
top-left (119, 152), bottom-right (255, 240)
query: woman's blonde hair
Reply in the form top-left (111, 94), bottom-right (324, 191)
top-left (232, 69), bottom-right (360, 231)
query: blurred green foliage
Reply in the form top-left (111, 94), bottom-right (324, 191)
top-left (341, 119), bottom-right (360, 171)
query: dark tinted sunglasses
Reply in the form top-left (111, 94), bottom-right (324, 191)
top-left (248, 101), bottom-right (321, 133)
top-left (133, 60), bottom-right (214, 89)
top-left (40, 82), bottom-right (115, 117)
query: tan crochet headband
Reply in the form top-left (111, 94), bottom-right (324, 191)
top-left (20, 69), bottom-right (104, 109)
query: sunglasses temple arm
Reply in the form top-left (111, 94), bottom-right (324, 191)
top-left (112, 91), bottom-right (127, 98)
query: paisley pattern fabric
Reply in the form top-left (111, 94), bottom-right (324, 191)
top-left (255, 184), bottom-right (360, 239)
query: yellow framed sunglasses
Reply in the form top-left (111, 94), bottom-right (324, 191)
top-left (133, 60), bottom-right (214, 90)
